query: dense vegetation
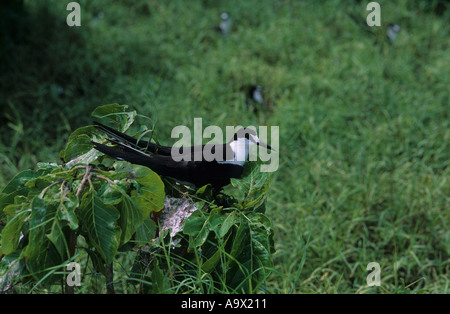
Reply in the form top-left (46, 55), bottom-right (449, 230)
top-left (1, 0), bottom-right (448, 293)
top-left (0, 104), bottom-right (275, 293)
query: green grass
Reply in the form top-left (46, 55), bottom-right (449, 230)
top-left (1, 0), bottom-right (449, 293)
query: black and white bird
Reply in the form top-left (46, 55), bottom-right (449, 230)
top-left (386, 23), bottom-right (400, 44)
top-left (249, 85), bottom-right (264, 105)
top-left (247, 85), bottom-right (264, 114)
top-left (92, 122), bottom-right (273, 190)
top-left (218, 12), bottom-right (231, 36)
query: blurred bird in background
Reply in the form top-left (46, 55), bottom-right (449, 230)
top-left (246, 85), bottom-right (264, 114)
top-left (217, 12), bottom-right (231, 36)
top-left (386, 23), bottom-right (400, 44)
top-left (240, 84), bottom-right (275, 122)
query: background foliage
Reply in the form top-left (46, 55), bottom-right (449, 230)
top-left (1, 0), bottom-right (449, 293)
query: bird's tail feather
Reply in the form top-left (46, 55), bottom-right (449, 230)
top-left (92, 141), bottom-right (183, 180)
top-left (93, 121), bottom-right (171, 155)
top-left (93, 121), bottom-right (150, 149)
top-left (92, 141), bottom-right (152, 167)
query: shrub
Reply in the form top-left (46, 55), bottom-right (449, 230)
top-left (0, 104), bottom-right (274, 293)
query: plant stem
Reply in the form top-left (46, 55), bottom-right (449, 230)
top-left (40, 179), bottom-right (62, 198)
top-left (106, 263), bottom-right (115, 294)
top-left (65, 230), bottom-right (77, 294)
top-left (76, 166), bottom-right (92, 199)
top-left (66, 165), bottom-right (92, 294)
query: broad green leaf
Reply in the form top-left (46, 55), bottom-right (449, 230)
top-left (1, 205), bottom-right (29, 255)
top-left (64, 147), bottom-right (102, 168)
top-left (0, 187), bottom-right (29, 213)
top-left (91, 104), bottom-right (136, 132)
top-left (0, 168), bottom-right (52, 213)
top-left (195, 184), bottom-right (214, 200)
top-left (225, 213), bottom-right (274, 292)
top-left (68, 125), bottom-right (97, 140)
top-left (129, 165), bottom-right (165, 216)
top-left (46, 219), bottom-right (68, 260)
top-left (134, 218), bottom-right (157, 246)
top-left (86, 249), bottom-right (108, 276)
top-left (60, 125), bottom-right (102, 165)
top-left (150, 261), bottom-right (169, 293)
top-left (25, 177), bottom-right (54, 199)
top-left (207, 208), bottom-right (228, 237)
top-left (97, 181), bottom-right (125, 205)
top-left (248, 212), bottom-right (273, 232)
top-left (183, 207), bottom-right (242, 246)
top-left (58, 197), bottom-right (79, 230)
top-left (184, 208), bottom-right (239, 248)
top-left (1, 169), bottom-right (50, 194)
top-left (218, 211), bottom-right (240, 238)
top-left (62, 134), bottom-right (94, 162)
top-left (117, 195), bottom-right (145, 245)
top-left (113, 162), bottom-right (165, 217)
top-left (228, 221), bottom-right (248, 264)
top-left (23, 197), bottom-right (61, 280)
top-left (36, 162), bottom-right (60, 170)
top-left (183, 211), bottom-right (210, 247)
top-left (78, 191), bottom-right (121, 264)
top-left (201, 233), bottom-right (231, 273)
top-left (230, 162), bottom-right (270, 210)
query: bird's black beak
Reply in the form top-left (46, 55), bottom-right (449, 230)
top-left (257, 140), bottom-right (275, 151)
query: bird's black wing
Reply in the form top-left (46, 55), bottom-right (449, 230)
top-left (92, 141), bottom-right (242, 189)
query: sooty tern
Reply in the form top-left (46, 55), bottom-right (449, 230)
top-left (92, 122), bottom-right (273, 190)
top-left (386, 23), bottom-right (400, 43)
top-left (246, 85), bottom-right (264, 114)
top-left (218, 12), bottom-right (231, 36)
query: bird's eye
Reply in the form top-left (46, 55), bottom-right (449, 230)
top-left (245, 133), bottom-right (250, 140)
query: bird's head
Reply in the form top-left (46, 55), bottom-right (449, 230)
top-left (232, 128), bottom-right (273, 151)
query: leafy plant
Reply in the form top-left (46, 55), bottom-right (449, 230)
top-left (0, 104), bottom-right (274, 293)
top-left (179, 162), bottom-right (274, 293)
